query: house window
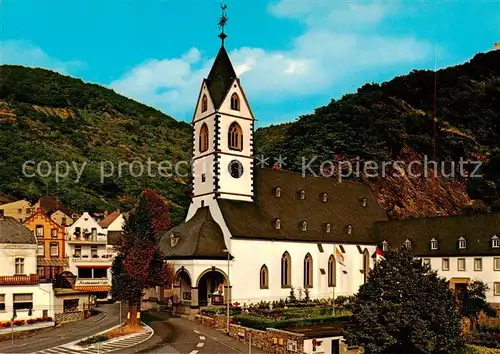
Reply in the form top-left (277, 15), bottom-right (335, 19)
top-left (458, 237), bottom-right (467, 249)
top-left (202, 173), bottom-right (206, 182)
top-left (13, 293), bottom-right (33, 311)
top-left (37, 267), bottom-right (44, 278)
top-left (281, 252), bottom-right (291, 288)
top-left (346, 225), bottom-right (352, 235)
top-left (260, 265), bottom-right (269, 289)
top-left (321, 193), bottom-right (328, 203)
top-left (301, 221), bottom-right (307, 231)
top-left (458, 258), bottom-right (466, 271)
top-left (474, 258), bottom-right (482, 271)
top-left (199, 123), bottom-right (209, 153)
top-left (494, 283), bottom-right (500, 296)
top-left (275, 187), bottom-right (281, 198)
top-left (201, 94), bottom-right (208, 113)
top-left (50, 229), bottom-right (57, 238)
top-left (304, 253), bottom-right (313, 288)
top-left (300, 190), bottom-right (306, 200)
top-left (430, 238), bottom-right (438, 250)
top-left (404, 239), bottom-right (411, 250)
top-left (63, 299), bottom-right (79, 313)
top-left (494, 258), bottom-right (500, 271)
top-left (74, 245), bottom-right (82, 257)
top-left (91, 246), bottom-right (98, 258)
top-left (36, 225), bottom-right (44, 237)
top-left (0, 294), bottom-right (5, 311)
top-left (328, 255), bottom-right (336, 287)
top-left (91, 228), bottom-right (97, 241)
top-left (361, 198), bottom-right (367, 207)
top-left (50, 243), bottom-right (59, 257)
top-left (228, 122), bottom-right (243, 151)
top-left (37, 243), bottom-right (44, 256)
top-left (325, 223), bottom-right (331, 233)
top-left (423, 258), bottom-right (431, 267)
top-left (442, 258), bottom-right (450, 271)
top-left (230, 93), bottom-right (240, 111)
top-left (94, 268), bottom-right (107, 278)
top-left (15, 258), bottom-right (24, 275)
top-left (275, 219), bottom-right (281, 230)
top-left (492, 235), bottom-right (499, 249)
top-left (363, 249), bottom-right (370, 283)
top-left (382, 240), bottom-right (388, 252)
top-left (201, 200), bottom-right (205, 208)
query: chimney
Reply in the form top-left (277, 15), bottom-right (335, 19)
top-left (0, 209), bottom-right (4, 220)
top-left (117, 207), bottom-right (121, 214)
top-left (104, 210), bottom-right (109, 217)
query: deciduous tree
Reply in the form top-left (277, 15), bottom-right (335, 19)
top-left (111, 188), bottom-right (174, 328)
top-left (458, 280), bottom-right (497, 331)
top-left (345, 248), bottom-right (465, 354)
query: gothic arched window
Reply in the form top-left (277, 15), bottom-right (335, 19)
top-left (199, 123), bottom-right (209, 153)
top-left (301, 221), bottom-right (307, 231)
top-left (281, 252), bottom-right (291, 288)
top-left (228, 122), bottom-right (243, 151)
top-left (201, 94), bottom-right (208, 113)
top-left (260, 265), bottom-right (269, 289)
top-left (328, 254), bottom-right (336, 287)
top-left (230, 93), bottom-right (240, 111)
top-left (304, 253), bottom-right (313, 288)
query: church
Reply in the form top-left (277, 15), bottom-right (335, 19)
top-left (158, 20), bottom-right (390, 310)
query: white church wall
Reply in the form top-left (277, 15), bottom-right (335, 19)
top-left (218, 80), bottom-right (253, 120)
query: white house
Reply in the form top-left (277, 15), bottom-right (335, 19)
top-left (374, 213), bottom-right (500, 304)
top-left (0, 210), bottom-right (55, 322)
top-left (159, 36), bottom-right (389, 309)
top-left (65, 212), bottom-right (113, 302)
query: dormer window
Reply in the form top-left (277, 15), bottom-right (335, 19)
top-left (361, 198), bottom-right (367, 207)
top-left (275, 187), bottom-right (282, 198)
top-left (492, 235), bottom-right (499, 249)
top-left (170, 233), bottom-right (180, 248)
top-left (430, 238), bottom-right (438, 250)
top-left (325, 223), bottom-right (331, 233)
top-left (321, 193), bottom-right (328, 203)
top-left (458, 236), bottom-right (467, 250)
top-left (382, 240), bottom-right (388, 251)
top-left (346, 225), bottom-right (352, 235)
top-left (301, 221), bottom-right (307, 231)
top-left (275, 219), bottom-right (281, 230)
top-left (300, 190), bottom-right (306, 200)
top-left (404, 239), bottom-right (411, 250)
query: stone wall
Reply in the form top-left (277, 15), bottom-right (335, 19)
top-left (55, 311), bottom-right (84, 324)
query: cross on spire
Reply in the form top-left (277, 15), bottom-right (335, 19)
top-left (218, 4), bottom-right (228, 46)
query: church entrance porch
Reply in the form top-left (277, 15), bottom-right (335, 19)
top-left (198, 269), bottom-right (226, 306)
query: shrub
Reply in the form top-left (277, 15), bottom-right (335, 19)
top-left (78, 334), bottom-right (109, 346)
top-left (13, 320), bottom-right (25, 326)
top-left (234, 314), bottom-right (352, 331)
top-left (27, 319), bottom-right (37, 324)
top-left (2, 322), bottom-right (11, 328)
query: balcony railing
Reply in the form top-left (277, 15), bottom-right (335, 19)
top-left (0, 274), bottom-right (40, 285)
top-left (67, 235), bottom-right (106, 244)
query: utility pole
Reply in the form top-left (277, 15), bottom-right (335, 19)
top-left (332, 242), bottom-right (336, 317)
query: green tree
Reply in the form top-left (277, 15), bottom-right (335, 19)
top-left (111, 188), bottom-right (174, 328)
top-left (345, 248), bottom-right (465, 354)
top-left (458, 280), bottom-right (497, 331)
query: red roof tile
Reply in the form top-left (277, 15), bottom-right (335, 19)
top-left (99, 211), bottom-right (120, 228)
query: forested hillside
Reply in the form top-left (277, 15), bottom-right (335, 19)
top-left (0, 65), bottom-right (192, 224)
top-left (255, 51), bottom-right (500, 219)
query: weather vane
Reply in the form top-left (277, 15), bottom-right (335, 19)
top-left (218, 4), bottom-right (228, 45)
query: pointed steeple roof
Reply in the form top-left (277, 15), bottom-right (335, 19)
top-left (206, 45), bottom-right (237, 109)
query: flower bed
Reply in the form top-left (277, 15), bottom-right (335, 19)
top-left (0, 317), bottom-right (52, 328)
top-left (76, 325), bottom-right (145, 347)
top-left (233, 313), bottom-right (353, 331)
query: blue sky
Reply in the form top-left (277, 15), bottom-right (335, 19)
top-left (1, 0), bottom-right (499, 127)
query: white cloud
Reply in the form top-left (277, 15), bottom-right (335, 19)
top-left (110, 1), bottom-right (431, 119)
top-left (0, 40), bottom-right (83, 74)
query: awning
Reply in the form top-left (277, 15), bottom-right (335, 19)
top-left (74, 285), bottom-right (111, 292)
top-left (75, 265), bottom-right (111, 269)
top-left (37, 258), bottom-right (69, 267)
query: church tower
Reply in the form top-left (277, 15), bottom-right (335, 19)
top-left (190, 5), bottom-right (255, 214)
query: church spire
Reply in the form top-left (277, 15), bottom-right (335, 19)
top-left (218, 4), bottom-right (228, 46)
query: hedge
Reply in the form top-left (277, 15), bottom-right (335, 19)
top-left (233, 314), bottom-right (353, 331)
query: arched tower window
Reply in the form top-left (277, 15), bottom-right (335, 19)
top-left (281, 252), bottom-right (291, 288)
top-left (328, 254), bottom-right (336, 287)
top-left (325, 223), bottom-right (331, 233)
top-left (260, 265), bottom-right (269, 289)
top-left (228, 122), bottom-right (243, 151)
top-left (363, 249), bottom-right (370, 284)
top-left (301, 221), bottom-right (308, 231)
top-left (201, 94), bottom-right (208, 113)
top-left (274, 219), bottom-right (281, 230)
top-left (230, 93), bottom-right (240, 111)
top-left (199, 123), bottom-right (209, 153)
top-left (304, 253), bottom-right (313, 288)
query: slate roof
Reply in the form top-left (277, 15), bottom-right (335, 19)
top-left (99, 211), bottom-right (120, 228)
top-left (373, 213), bottom-right (500, 257)
top-left (159, 207), bottom-right (229, 260)
top-left (205, 45), bottom-right (237, 109)
top-left (218, 168), bottom-right (388, 244)
top-left (0, 216), bottom-right (36, 244)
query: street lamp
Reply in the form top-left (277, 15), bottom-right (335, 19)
top-left (222, 248), bottom-right (230, 334)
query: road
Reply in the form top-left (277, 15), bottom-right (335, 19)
top-left (0, 303), bottom-right (125, 353)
